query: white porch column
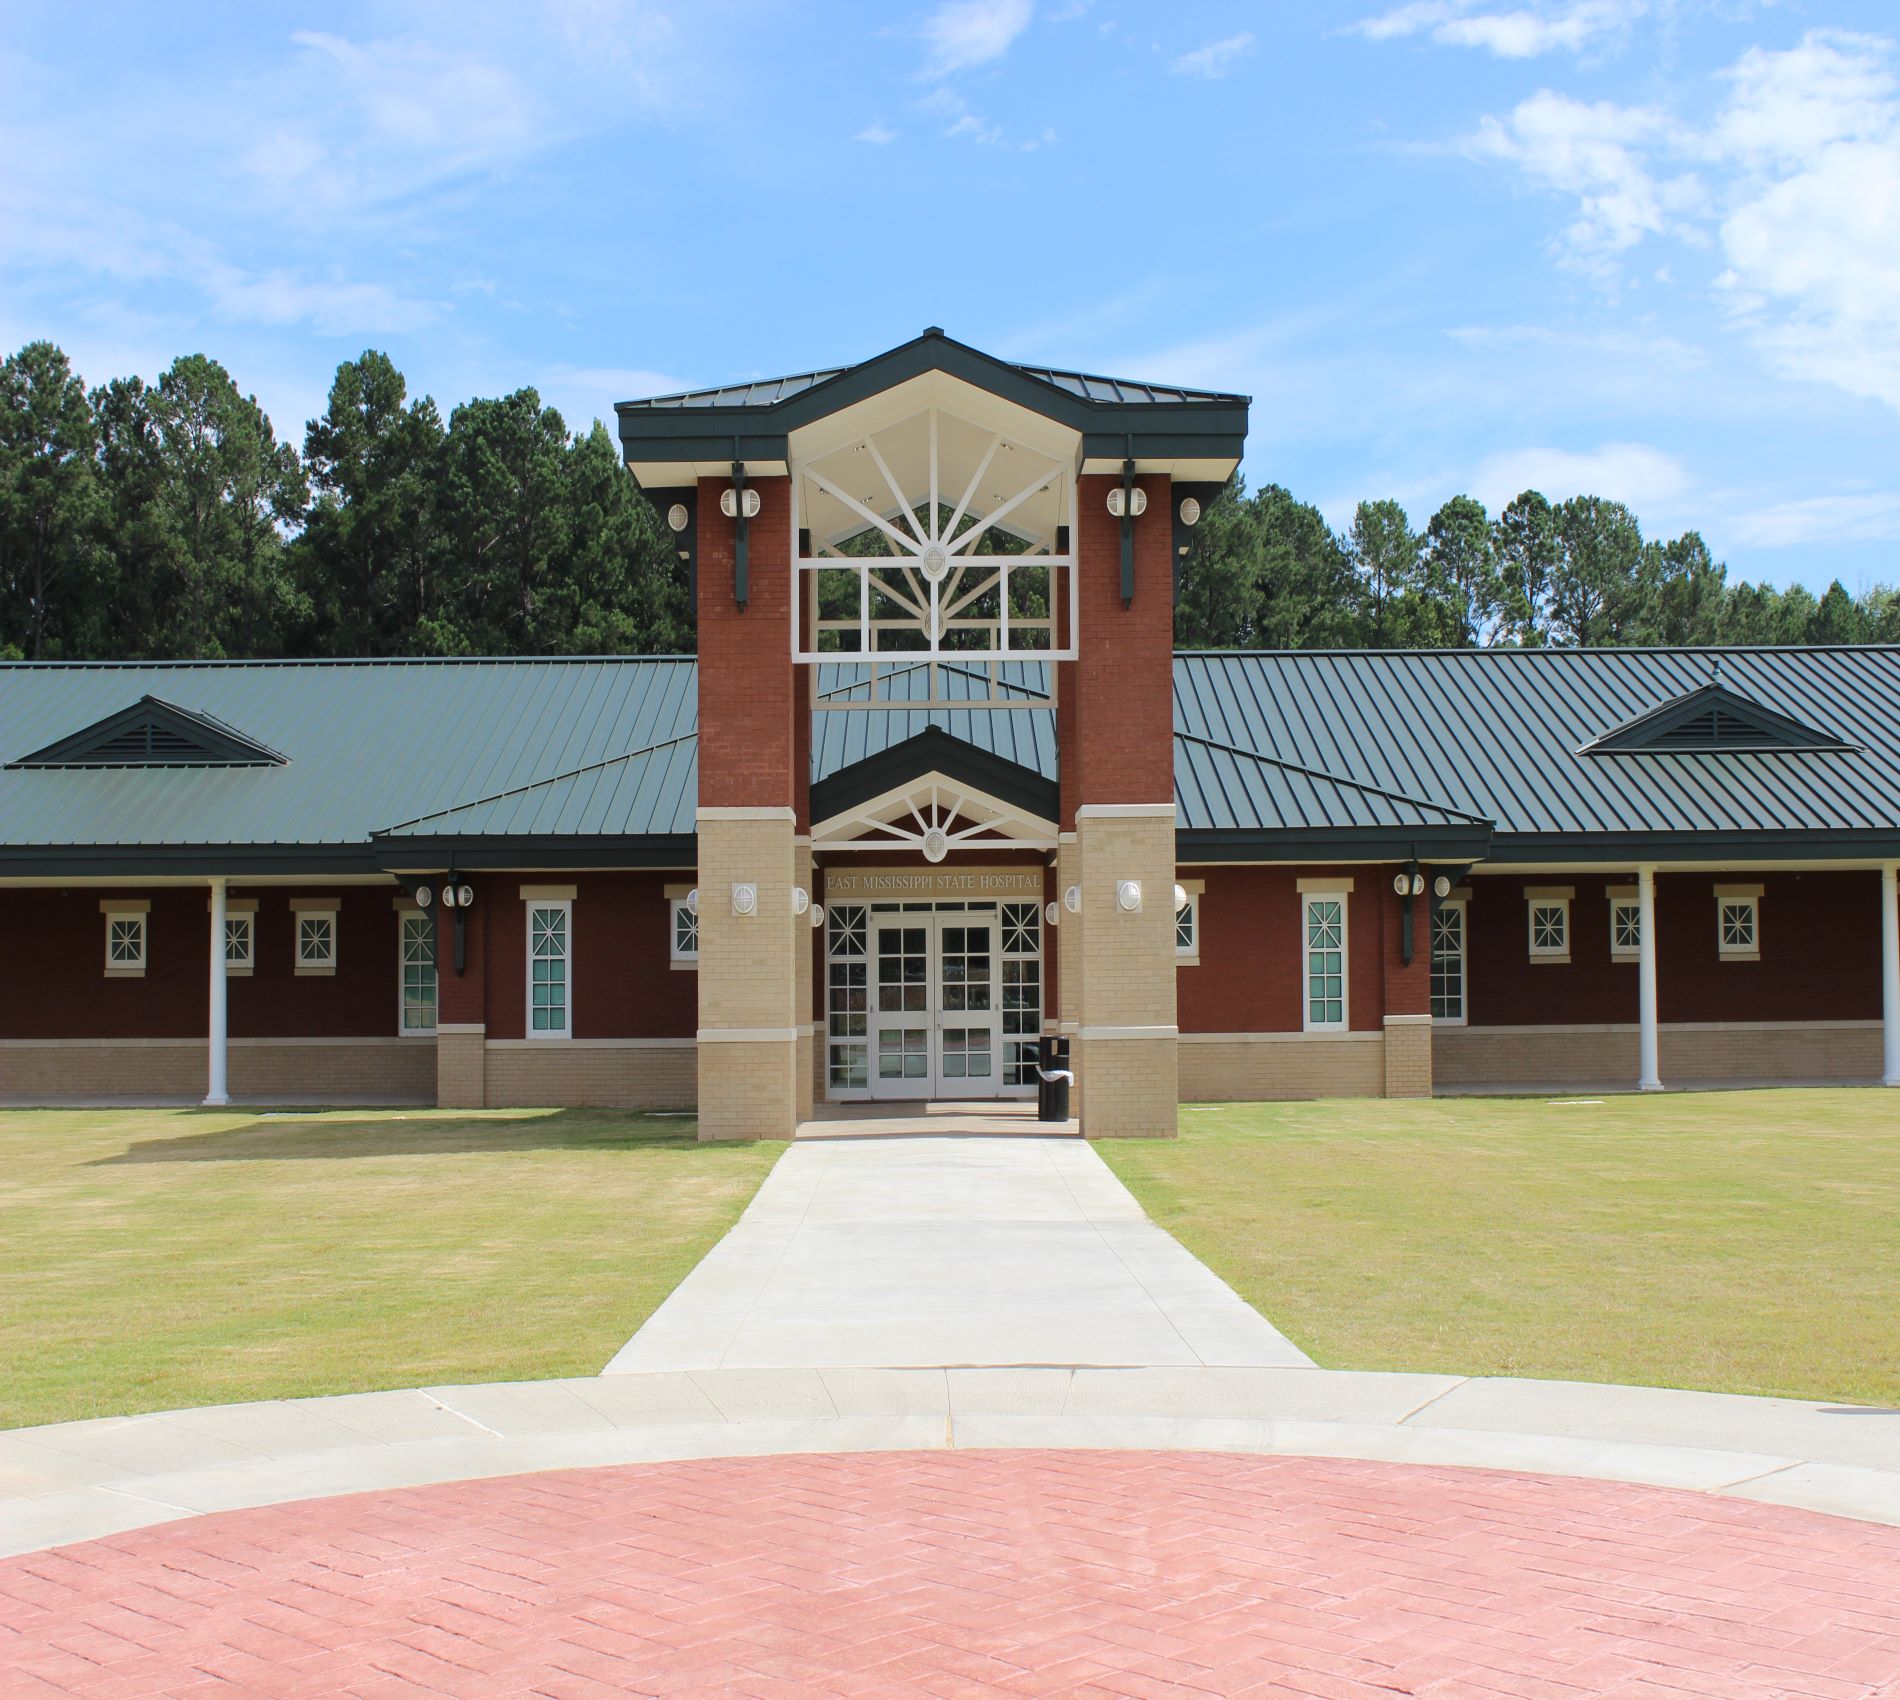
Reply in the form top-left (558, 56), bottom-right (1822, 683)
top-left (205, 876), bottom-right (230, 1107)
top-left (1882, 861), bottom-right (1899, 1088)
top-left (1637, 864), bottom-right (1662, 1093)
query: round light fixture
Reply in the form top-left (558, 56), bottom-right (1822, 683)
top-left (719, 487), bottom-right (761, 520)
top-left (1044, 900), bottom-right (1059, 927)
top-left (920, 542), bottom-right (949, 582)
top-left (685, 888), bottom-right (699, 914)
top-left (413, 885), bottom-right (433, 909)
top-left (922, 827), bottom-right (949, 864)
top-left (1117, 879), bottom-right (1143, 913)
top-left (1173, 883), bottom-right (1190, 914)
top-left (1433, 875), bottom-right (1452, 899)
top-left (731, 882), bottom-right (758, 917)
top-left (791, 886), bottom-right (811, 916)
top-left (441, 885), bottom-right (459, 909)
top-left (1393, 872), bottom-right (1411, 897)
top-left (1130, 487), bottom-right (1148, 516)
top-left (811, 904), bottom-right (825, 928)
top-left (1179, 496), bottom-right (1202, 526)
top-left (1105, 487), bottom-right (1147, 519)
top-left (1063, 884), bottom-right (1082, 914)
top-left (666, 503), bottom-right (689, 533)
top-left (1411, 874), bottom-right (1426, 897)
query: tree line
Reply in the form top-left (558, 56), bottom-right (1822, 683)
top-left (0, 342), bottom-right (689, 661)
top-left (1175, 481), bottom-right (1900, 650)
top-left (2, 338), bottom-right (1894, 661)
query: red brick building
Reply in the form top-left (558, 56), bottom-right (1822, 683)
top-left (3, 331), bottom-right (1898, 1129)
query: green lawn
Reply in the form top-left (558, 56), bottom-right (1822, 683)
top-left (1097, 1090), bottom-right (1900, 1406)
top-left (0, 1107), bottom-right (783, 1429)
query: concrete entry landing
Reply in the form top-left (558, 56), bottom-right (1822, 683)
top-left (605, 1134), bottom-right (1309, 1373)
top-left (797, 1099), bottom-right (1078, 1138)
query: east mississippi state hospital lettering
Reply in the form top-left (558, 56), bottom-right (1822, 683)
top-left (822, 869), bottom-right (1044, 900)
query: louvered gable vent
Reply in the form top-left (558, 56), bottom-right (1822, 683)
top-left (8, 696), bottom-right (286, 770)
top-left (1582, 681), bottom-right (1855, 756)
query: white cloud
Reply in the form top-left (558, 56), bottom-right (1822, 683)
top-left (1471, 441), bottom-right (1690, 511)
top-left (1731, 491), bottom-right (1900, 549)
top-left (1352, 0), bottom-right (1644, 59)
top-left (919, 0), bottom-right (1033, 78)
top-left (856, 121), bottom-right (899, 144)
top-left (1463, 30), bottom-right (1900, 412)
top-left (1171, 33), bottom-right (1255, 79)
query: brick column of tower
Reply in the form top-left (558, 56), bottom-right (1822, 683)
top-left (1062, 473), bottom-right (1179, 1138)
top-left (695, 474), bottom-right (804, 1140)
top-left (435, 897), bottom-right (486, 1108)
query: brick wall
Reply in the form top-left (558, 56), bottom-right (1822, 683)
top-left (1, 1038), bottom-right (434, 1101)
top-left (483, 1040), bottom-right (695, 1109)
top-left (1177, 1033), bottom-right (1384, 1100)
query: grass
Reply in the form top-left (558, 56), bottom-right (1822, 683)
top-left (1096, 1090), bottom-right (1900, 1407)
top-left (0, 1107), bottom-right (784, 1429)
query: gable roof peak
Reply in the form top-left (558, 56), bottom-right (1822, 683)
top-left (1580, 678), bottom-right (1856, 756)
top-left (9, 693), bottom-right (287, 770)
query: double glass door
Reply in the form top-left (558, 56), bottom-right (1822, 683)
top-left (871, 916), bottom-right (1001, 1099)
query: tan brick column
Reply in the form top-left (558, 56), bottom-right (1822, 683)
top-left (795, 837), bottom-right (815, 1124)
top-left (696, 808), bottom-right (800, 1140)
top-left (1382, 1015), bottom-right (1433, 1098)
top-left (1075, 804), bottom-right (1178, 1137)
top-left (436, 1025), bottom-right (485, 1108)
top-left (1053, 831), bottom-right (1081, 1116)
top-left (434, 891), bottom-right (486, 1107)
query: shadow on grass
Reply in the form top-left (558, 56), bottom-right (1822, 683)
top-left (90, 1108), bottom-right (718, 1164)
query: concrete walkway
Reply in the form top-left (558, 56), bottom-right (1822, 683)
top-left (603, 1134), bottom-right (1311, 1372)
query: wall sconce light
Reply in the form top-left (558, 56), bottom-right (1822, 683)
top-left (1044, 900), bottom-right (1059, 927)
top-left (1063, 884), bottom-right (1082, 914)
top-left (685, 888), bottom-right (699, 914)
top-left (1173, 883), bottom-right (1190, 914)
top-left (1117, 880), bottom-right (1143, 912)
top-left (791, 887), bottom-right (811, 916)
top-left (666, 503), bottom-right (689, 532)
top-left (440, 882), bottom-right (475, 910)
top-left (719, 486), bottom-right (761, 520)
top-left (1391, 871), bottom-right (1425, 897)
top-left (1432, 875), bottom-right (1452, 899)
top-left (811, 904), bottom-right (826, 928)
top-left (1104, 486), bottom-right (1148, 519)
top-left (1178, 496), bottom-right (1202, 527)
top-left (413, 884), bottom-right (434, 908)
top-left (731, 882), bottom-right (758, 916)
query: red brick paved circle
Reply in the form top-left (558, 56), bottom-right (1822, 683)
top-left (5, 1450), bottom-right (1900, 1698)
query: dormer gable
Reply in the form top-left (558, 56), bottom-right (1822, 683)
top-left (1580, 679), bottom-right (1856, 756)
top-left (8, 695), bottom-right (287, 770)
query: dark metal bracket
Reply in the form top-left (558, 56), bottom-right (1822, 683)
top-left (731, 454), bottom-right (749, 610)
top-left (1119, 452), bottom-right (1136, 608)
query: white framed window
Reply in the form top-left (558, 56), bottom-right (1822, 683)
top-left (1302, 892), bottom-right (1348, 1031)
top-left (295, 910), bottom-right (337, 975)
top-left (1429, 897), bottom-right (1466, 1024)
top-left (1608, 889), bottom-right (1641, 962)
top-left (1174, 879), bottom-right (1203, 964)
top-left (1715, 885), bottom-right (1762, 961)
top-left (1526, 887), bottom-right (1573, 963)
top-left (528, 900), bottom-right (572, 1037)
top-left (669, 897), bottom-right (699, 966)
top-left (102, 904), bottom-right (147, 977)
top-left (826, 902), bottom-right (870, 1091)
top-left (399, 911), bottom-right (437, 1034)
top-left (225, 913), bottom-right (254, 975)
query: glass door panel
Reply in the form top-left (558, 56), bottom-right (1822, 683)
top-left (872, 922), bottom-right (931, 1097)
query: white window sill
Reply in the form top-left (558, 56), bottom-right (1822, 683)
top-left (670, 959), bottom-right (698, 971)
top-left (1529, 954), bottom-right (1571, 966)
top-left (295, 965), bottom-right (337, 977)
top-left (1175, 953), bottom-right (1200, 967)
top-left (226, 966), bottom-right (253, 977)
top-left (1719, 951), bottom-right (1762, 963)
top-left (104, 966), bottom-right (145, 979)
top-left (1610, 952), bottom-right (1639, 965)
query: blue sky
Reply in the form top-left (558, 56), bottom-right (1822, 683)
top-left (5, 0), bottom-right (1898, 593)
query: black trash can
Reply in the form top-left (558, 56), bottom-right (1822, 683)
top-left (1036, 1035), bottom-right (1073, 1122)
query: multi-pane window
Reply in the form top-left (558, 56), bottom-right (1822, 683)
top-left (670, 898), bottom-right (698, 964)
top-left (1429, 901), bottom-right (1465, 1023)
top-left (1175, 897), bottom-right (1197, 958)
top-left (225, 913), bottom-right (254, 974)
top-left (1000, 901), bottom-right (1042, 1087)
top-left (827, 903), bottom-right (869, 1090)
top-left (1303, 894), bottom-right (1347, 1031)
top-left (528, 902), bottom-right (571, 1036)
top-left (1718, 896), bottom-right (1760, 960)
top-left (104, 911), bottom-right (146, 975)
top-left (1528, 899), bottom-right (1570, 960)
top-left (400, 912), bottom-right (437, 1034)
top-left (296, 912), bottom-right (337, 972)
top-left (1609, 897), bottom-right (1642, 961)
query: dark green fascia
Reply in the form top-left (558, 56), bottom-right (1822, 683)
top-left (1174, 826), bottom-right (1494, 864)
top-left (0, 835), bottom-right (700, 879)
top-left (810, 726), bottom-right (1058, 826)
top-left (1485, 829), bottom-right (1900, 863)
top-left (618, 331), bottom-right (1248, 469)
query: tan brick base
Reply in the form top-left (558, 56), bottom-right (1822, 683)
top-left (1, 1038), bottom-right (435, 1102)
top-left (1076, 1035), bottom-right (1179, 1137)
top-left (1435, 1021), bottom-right (1886, 1088)
top-left (1382, 1017), bottom-right (1434, 1098)
top-left (483, 1041), bottom-right (695, 1109)
top-left (436, 1025), bottom-right (486, 1108)
top-left (1177, 1033), bottom-right (1384, 1100)
top-left (698, 1037), bottom-right (798, 1139)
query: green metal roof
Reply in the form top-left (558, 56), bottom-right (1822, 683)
top-left (1174, 647), bottom-right (1900, 858)
top-left (5, 646), bottom-right (1897, 872)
